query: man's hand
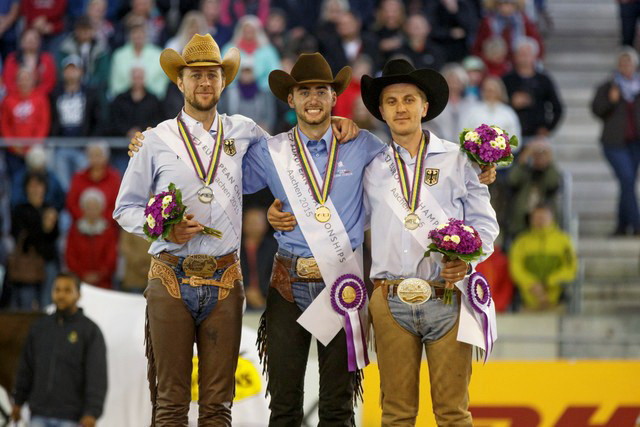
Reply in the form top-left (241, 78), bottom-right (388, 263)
top-left (11, 404), bottom-right (21, 422)
top-left (267, 199), bottom-right (297, 231)
top-left (42, 207), bottom-right (58, 232)
top-left (440, 258), bottom-right (469, 283)
top-left (511, 91), bottom-right (532, 110)
top-left (80, 415), bottom-right (97, 427)
top-left (530, 283), bottom-right (550, 309)
top-left (479, 164), bottom-right (497, 185)
top-left (128, 127), bottom-right (151, 157)
top-left (167, 213), bottom-right (204, 244)
top-left (330, 117), bottom-right (360, 143)
top-left (609, 84), bottom-right (621, 103)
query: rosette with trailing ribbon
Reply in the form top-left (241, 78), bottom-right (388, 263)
top-left (330, 274), bottom-right (369, 371)
top-left (467, 272), bottom-right (496, 362)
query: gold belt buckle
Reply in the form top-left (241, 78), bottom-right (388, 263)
top-left (182, 255), bottom-right (217, 277)
top-left (296, 257), bottom-right (321, 278)
top-left (396, 278), bottom-right (432, 305)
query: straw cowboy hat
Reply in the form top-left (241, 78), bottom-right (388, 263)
top-left (268, 53), bottom-right (351, 103)
top-left (361, 59), bottom-right (449, 122)
top-left (160, 33), bottom-right (240, 86)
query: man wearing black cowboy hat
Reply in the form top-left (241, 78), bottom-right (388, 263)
top-left (361, 60), bottom-right (499, 426)
top-left (243, 52), bottom-right (387, 426)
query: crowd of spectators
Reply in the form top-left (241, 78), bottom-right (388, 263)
top-left (0, 0), bottom-right (576, 314)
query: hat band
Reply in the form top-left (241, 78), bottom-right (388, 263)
top-left (186, 58), bottom-right (221, 65)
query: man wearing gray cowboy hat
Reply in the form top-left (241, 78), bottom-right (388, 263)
top-left (114, 33), bottom-right (358, 426)
top-left (362, 60), bottom-right (498, 426)
top-left (268, 59), bottom-right (499, 426)
top-left (242, 52), bottom-right (388, 426)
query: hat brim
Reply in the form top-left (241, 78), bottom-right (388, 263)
top-left (160, 47), bottom-right (240, 87)
top-left (361, 69), bottom-right (449, 123)
top-left (269, 66), bottom-right (352, 104)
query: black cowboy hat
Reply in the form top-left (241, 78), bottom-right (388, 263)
top-left (361, 59), bottom-right (449, 122)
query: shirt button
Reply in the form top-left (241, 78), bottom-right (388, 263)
top-left (315, 153), bottom-right (320, 157)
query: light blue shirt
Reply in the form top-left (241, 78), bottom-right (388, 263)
top-left (243, 127), bottom-right (386, 257)
top-left (114, 112), bottom-right (268, 257)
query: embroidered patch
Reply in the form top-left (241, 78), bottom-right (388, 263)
top-left (224, 138), bottom-right (237, 156)
top-left (424, 168), bottom-right (439, 186)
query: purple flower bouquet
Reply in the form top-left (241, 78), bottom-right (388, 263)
top-left (425, 218), bottom-right (483, 304)
top-left (459, 124), bottom-right (518, 167)
top-left (143, 183), bottom-right (222, 241)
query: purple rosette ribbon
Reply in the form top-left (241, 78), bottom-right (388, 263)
top-left (330, 274), bottom-right (369, 372)
top-left (467, 272), bottom-right (495, 362)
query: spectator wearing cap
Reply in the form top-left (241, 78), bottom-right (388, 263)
top-left (21, 0), bottom-right (68, 52)
top-left (108, 67), bottom-right (163, 138)
top-left (462, 55), bottom-right (486, 101)
top-left (472, 0), bottom-right (544, 63)
top-left (50, 55), bottom-right (102, 190)
top-left (222, 15), bottom-right (280, 91)
top-left (219, 58), bottom-right (276, 133)
top-left (0, 0), bottom-right (20, 59)
top-left (426, 0), bottom-right (479, 63)
top-left (2, 28), bottom-right (57, 96)
top-left (502, 37), bottom-right (563, 141)
top-left (10, 145), bottom-right (66, 212)
top-left (109, 22), bottom-right (168, 99)
top-left (65, 188), bottom-right (118, 289)
top-left (57, 15), bottom-right (111, 91)
top-left (398, 14), bottom-right (446, 71)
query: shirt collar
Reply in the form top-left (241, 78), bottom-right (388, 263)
top-left (297, 125), bottom-right (333, 150)
top-left (392, 131), bottom-right (447, 162)
top-left (180, 109), bottom-right (219, 134)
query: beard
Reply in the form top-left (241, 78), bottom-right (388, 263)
top-left (186, 92), bottom-right (220, 112)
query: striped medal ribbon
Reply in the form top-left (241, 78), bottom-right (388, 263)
top-left (177, 114), bottom-right (224, 204)
top-left (393, 132), bottom-right (429, 230)
top-left (293, 127), bottom-right (339, 223)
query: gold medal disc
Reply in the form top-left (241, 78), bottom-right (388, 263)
top-left (315, 205), bottom-right (331, 223)
top-left (341, 285), bottom-right (357, 304)
top-left (404, 213), bottom-right (420, 230)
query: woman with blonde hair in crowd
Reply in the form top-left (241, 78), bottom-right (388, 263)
top-left (222, 15), bottom-right (280, 91)
top-left (426, 63), bottom-right (474, 141)
top-left (164, 10), bottom-right (208, 52)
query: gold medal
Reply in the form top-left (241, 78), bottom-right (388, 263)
top-left (197, 186), bottom-right (214, 204)
top-left (404, 213), bottom-right (420, 230)
top-left (315, 205), bottom-right (331, 223)
top-left (397, 278), bottom-right (431, 305)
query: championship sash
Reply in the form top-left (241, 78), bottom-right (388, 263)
top-left (154, 117), bottom-right (242, 241)
top-left (268, 130), bottom-right (369, 371)
top-left (369, 142), bottom-right (497, 356)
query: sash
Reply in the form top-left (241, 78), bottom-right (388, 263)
top-left (456, 273), bottom-right (498, 361)
top-left (268, 131), bottom-right (369, 371)
top-left (372, 145), bottom-right (494, 352)
top-left (154, 118), bottom-right (242, 241)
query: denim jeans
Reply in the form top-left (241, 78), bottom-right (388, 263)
top-left (171, 258), bottom-right (221, 326)
top-left (10, 282), bottom-right (40, 310)
top-left (603, 143), bottom-right (640, 233)
top-left (30, 416), bottom-right (78, 427)
top-left (387, 291), bottom-right (459, 343)
top-left (53, 147), bottom-right (87, 191)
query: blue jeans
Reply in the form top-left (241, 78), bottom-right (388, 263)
top-left (171, 258), bottom-right (221, 326)
top-left (387, 290), bottom-right (459, 343)
top-left (604, 144), bottom-right (640, 233)
top-left (53, 147), bottom-right (87, 191)
top-left (30, 416), bottom-right (78, 427)
top-left (10, 283), bottom-right (40, 310)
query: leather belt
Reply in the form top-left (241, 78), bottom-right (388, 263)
top-left (154, 251), bottom-right (238, 272)
top-left (373, 278), bottom-right (449, 299)
top-left (275, 252), bottom-right (323, 282)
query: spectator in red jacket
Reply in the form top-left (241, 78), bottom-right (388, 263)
top-left (21, 0), bottom-right (68, 52)
top-left (472, 0), bottom-right (543, 63)
top-left (65, 188), bottom-right (118, 289)
top-left (476, 245), bottom-right (514, 312)
top-left (66, 141), bottom-right (121, 228)
top-left (333, 55), bottom-right (373, 119)
top-left (2, 28), bottom-right (56, 95)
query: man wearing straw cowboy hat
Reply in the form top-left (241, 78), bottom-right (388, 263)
top-left (242, 52), bottom-right (387, 425)
top-left (114, 34), bottom-right (357, 426)
top-left (268, 59), bottom-right (499, 426)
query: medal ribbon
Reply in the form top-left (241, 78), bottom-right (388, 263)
top-left (293, 126), bottom-right (339, 206)
top-left (177, 113), bottom-right (224, 186)
top-left (393, 132), bottom-right (429, 214)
